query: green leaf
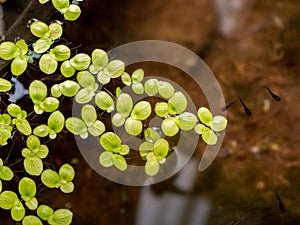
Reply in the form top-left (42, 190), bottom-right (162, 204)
top-left (60, 60), bottom-right (75, 78)
top-left (145, 159), bottom-right (159, 176)
top-left (75, 88), bottom-right (95, 104)
top-left (36, 145), bottom-right (49, 159)
top-left (88, 120), bottom-right (105, 136)
top-left (0, 78), bottom-right (12, 92)
top-left (30, 21), bottom-right (49, 38)
top-left (0, 42), bottom-right (17, 60)
top-left (24, 156), bottom-right (43, 176)
top-left (33, 125), bottom-right (49, 137)
top-left (99, 151), bottom-right (114, 167)
top-left (194, 123), bottom-right (205, 135)
top-left (22, 215), bottom-right (43, 225)
top-left (153, 139), bottom-right (169, 160)
top-left (132, 69), bottom-right (144, 83)
top-left (0, 113), bottom-right (11, 125)
top-left (48, 22), bottom-right (63, 40)
top-left (157, 81), bottom-right (174, 99)
top-left (132, 83), bottom-right (144, 94)
top-left (11, 56), bottom-right (28, 76)
top-left (39, 54), bottom-right (58, 74)
top-left (52, 0), bottom-right (69, 11)
top-left (97, 71), bottom-right (110, 84)
top-left (11, 201), bottom-right (25, 221)
top-left (154, 102), bottom-right (168, 117)
top-left (60, 182), bottom-right (74, 193)
top-left (211, 115), bottom-right (227, 132)
top-left (177, 112), bottom-right (197, 130)
top-left (139, 142), bottom-right (153, 160)
top-left (70, 53), bottom-right (91, 71)
top-left (59, 164), bottom-right (75, 182)
top-left (25, 197), bottom-right (38, 210)
top-left (40, 97), bottom-right (60, 113)
top-left (201, 127), bottom-right (217, 145)
top-left (125, 117), bottom-right (142, 136)
top-left (33, 37), bottom-right (52, 53)
top-left (120, 144), bottom-right (130, 155)
top-left (7, 103), bottom-right (22, 117)
top-left (59, 80), bottom-right (80, 97)
top-left (95, 91), bottom-right (114, 112)
top-left (50, 84), bottom-right (62, 98)
top-left (15, 119), bottom-right (32, 135)
top-left (100, 132), bottom-right (122, 152)
top-left (144, 128), bottom-right (160, 143)
top-left (0, 165), bottom-right (14, 181)
top-left (111, 113), bottom-right (125, 127)
top-left (48, 111), bottom-right (65, 134)
top-left (81, 104), bottom-right (96, 126)
top-left (104, 60), bottom-right (125, 78)
top-left (197, 107), bottom-right (213, 126)
top-left (77, 71), bottom-right (96, 88)
top-left (161, 117), bottom-right (179, 137)
top-left (50, 45), bottom-right (71, 61)
top-left (18, 177), bottom-right (36, 201)
top-left (144, 79), bottom-right (158, 96)
top-left (0, 191), bottom-right (18, 209)
top-left (29, 80), bottom-right (47, 103)
top-left (116, 93), bottom-right (133, 117)
top-left (41, 169), bottom-right (60, 188)
top-left (168, 92), bottom-right (187, 114)
top-left (131, 101), bottom-right (151, 121)
top-left (15, 40), bottom-right (28, 55)
top-left (65, 117), bottom-right (87, 135)
top-left (121, 72), bottom-right (131, 86)
top-left (47, 208), bottom-right (73, 225)
top-left (112, 154), bottom-right (127, 171)
top-left (26, 135), bottom-right (40, 151)
top-left (91, 49), bottom-right (108, 70)
top-left (64, 4), bottom-right (81, 21)
top-left (37, 205), bottom-right (53, 221)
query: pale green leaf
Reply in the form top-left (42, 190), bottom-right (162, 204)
top-left (0, 191), bottom-right (18, 209)
top-left (132, 69), bottom-right (144, 83)
top-left (47, 208), bottom-right (73, 225)
top-left (121, 72), bottom-right (131, 86)
top-left (95, 91), bottom-right (114, 112)
top-left (145, 159), bottom-right (159, 176)
top-left (75, 88), bottom-right (95, 104)
top-left (139, 142), bottom-right (153, 160)
top-left (22, 215), bottom-right (42, 225)
top-left (112, 154), bottom-right (127, 171)
top-left (76, 71), bottom-right (96, 88)
top-left (65, 117), bottom-right (87, 135)
top-left (144, 79), bottom-right (158, 96)
top-left (60, 182), bottom-right (74, 193)
top-left (132, 83), bottom-right (144, 94)
top-left (99, 132), bottom-right (122, 152)
top-left (120, 144), bottom-right (130, 155)
top-left (15, 40), bottom-right (28, 55)
top-left (197, 107), bottom-right (213, 126)
top-left (37, 205), bottom-right (53, 221)
top-left (111, 113), bottom-right (125, 127)
top-left (157, 81), bottom-right (174, 99)
top-left (64, 4), bottom-right (81, 21)
top-left (30, 21), bottom-right (48, 38)
top-left (26, 135), bottom-right (40, 152)
top-left (48, 111), bottom-right (65, 134)
top-left (0, 42), bottom-right (17, 60)
top-left (88, 120), bottom-right (105, 136)
top-left (41, 97), bottom-right (60, 112)
top-left (39, 54), bottom-right (58, 75)
top-left (11, 56), bottom-right (28, 76)
top-left (153, 139), bottom-right (169, 160)
top-left (194, 123), bottom-right (205, 135)
top-left (33, 125), bottom-right (49, 137)
top-left (81, 104), bottom-right (96, 126)
top-left (104, 60), bottom-right (125, 78)
top-left (60, 60), bottom-right (75, 78)
top-left (177, 112), bottom-right (197, 130)
top-left (33, 37), bottom-right (52, 53)
top-left (18, 177), bottom-right (36, 201)
top-left (211, 115), bottom-right (227, 132)
top-left (201, 127), bottom-right (217, 145)
top-left (59, 164), bottom-right (75, 182)
top-left (99, 151), bottom-right (113, 167)
top-left (154, 102), bottom-right (168, 117)
top-left (0, 165), bottom-right (14, 181)
top-left (131, 101), bottom-right (151, 121)
top-left (29, 80), bottom-right (47, 104)
top-left (70, 53), bottom-right (91, 71)
top-left (144, 128), bottom-right (160, 143)
top-left (52, 0), bottom-right (69, 11)
top-left (116, 93), bottom-right (133, 117)
top-left (36, 145), bottom-right (49, 159)
top-left (59, 80), bottom-right (80, 97)
top-left (15, 119), bottom-right (32, 135)
top-left (0, 78), bottom-right (12, 92)
top-left (91, 49), bottom-right (108, 70)
top-left (97, 71), bottom-right (111, 84)
top-left (11, 201), bottom-right (25, 221)
top-left (168, 92), bottom-right (187, 114)
top-left (161, 117), bottom-right (179, 137)
top-left (41, 169), bottom-right (60, 188)
top-left (25, 197), bottom-right (38, 210)
top-left (125, 117), bottom-right (142, 136)
top-left (7, 103), bottom-right (22, 117)
top-left (50, 45), bottom-right (71, 61)
top-left (24, 156), bottom-right (43, 176)
top-left (48, 22), bottom-right (63, 40)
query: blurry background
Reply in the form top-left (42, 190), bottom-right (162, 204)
top-left (1, 0), bottom-right (300, 224)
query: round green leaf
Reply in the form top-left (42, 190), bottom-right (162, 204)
top-left (0, 42), bottom-right (17, 60)
top-left (59, 80), bottom-right (80, 97)
top-left (7, 103), bottom-right (22, 117)
top-left (0, 129), bottom-right (11, 146)
top-left (104, 60), bottom-right (125, 78)
top-left (18, 177), bottom-right (36, 201)
top-left (132, 83), bottom-right (144, 94)
top-left (11, 56), bottom-right (28, 76)
top-left (11, 201), bottom-right (25, 221)
top-left (51, 84), bottom-right (62, 98)
top-left (120, 144), bottom-right (130, 155)
top-left (97, 71), bottom-right (110, 84)
top-left (22, 215), bottom-right (43, 225)
top-left (88, 120), bottom-right (105, 136)
top-left (81, 104), bottom-right (97, 126)
top-left (15, 40), bottom-right (28, 55)
top-left (153, 139), bottom-right (169, 160)
top-left (52, 0), bottom-right (69, 11)
top-left (145, 159), bottom-right (159, 176)
top-left (116, 93), bottom-right (133, 117)
top-left (112, 154), bottom-right (127, 171)
top-left (211, 115), bottom-right (227, 132)
top-left (33, 125), bottom-right (49, 137)
top-left (65, 117), bottom-right (87, 135)
top-left (177, 112), bottom-right (197, 130)
top-left (154, 102), bottom-right (168, 117)
top-left (131, 101), bottom-right (151, 121)
top-left (41, 97), bottom-right (60, 112)
top-left (15, 119), bottom-right (32, 135)
top-left (59, 164), bottom-right (75, 182)
top-left (111, 113), bottom-right (125, 127)
top-left (48, 111), bottom-right (65, 134)
top-left (60, 60), bottom-right (75, 78)
top-left (0, 165), bottom-right (13, 181)
top-left (0, 78), bottom-right (12, 92)
top-left (121, 72), bottom-right (131, 86)
top-left (64, 4), bottom-right (81, 21)
top-left (41, 169), bottom-right (60, 188)
top-left (99, 151), bottom-right (113, 167)
top-left (50, 45), bottom-right (71, 61)
top-left (100, 132), bottom-right (122, 152)
top-left (132, 69), bottom-right (144, 83)
top-left (30, 21), bottom-right (48, 38)
top-left (24, 156), bottom-right (43, 176)
top-left (29, 80), bottom-right (47, 103)
top-left (36, 145), bottom-right (49, 159)
top-left (161, 117), bottom-right (179, 137)
top-left (198, 107), bottom-right (213, 126)
top-left (201, 127), bottom-right (217, 145)
top-left (0, 191), bottom-right (18, 209)
top-left (33, 37), bottom-right (52, 53)
top-left (125, 117), bottom-right (143, 136)
top-left (144, 79), bottom-right (158, 96)
top-left (77, 71), bottom-right (96, 88)
top-left (144, 128), bottom-right (160, 143)
top-left (70, 53), bottom-right (91, 71)
top-left (91, 49), bottom-right (108, 70)
top-left (75, 88), bottom-right (95, 104)
top-left (168, 92), bottom-right (187, 114)
top-left (39, 54), bottom-right (58, 75)
top-left (60, 182), bottom-right (74, 193)
top-left (95, 91), bottom-right (114, 112)
top-left (157, 81), bottom-right (174, 99)
top-left (37, 205), bottom-right (53, 221)
top-left (26, 135), bottom-right (40, 151)
top-left (48, 22), bottom-right (63, 40)
top-left (47, 208), bottom-right (73, 225)
top-left (194, 123), bottom-right (205, 135)
top-left (25, 197), bottom-right (38, 210)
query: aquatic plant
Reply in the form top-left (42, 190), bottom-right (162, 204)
top-left (0, 0), bottom-right (227, 224)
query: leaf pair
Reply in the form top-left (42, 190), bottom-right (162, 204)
top-left (0, 191), bottom-right (25, 221)
top-left (121, 69), bottom-right (145, 94)
top-left (0, 40), bottom-right (29, 76)
top-left (29, 80), bottom-right (59, 114)
top-left (0, 114), bottom-right (13, 146)
top-left (61, 53), bottom-right (91, 77)
top-left (41, 164), bottom-right (75, 194)
top-left (18, 177), bottom-right (38, 210)
top-left (0, 158), bottom-right (14, 193)
top-left (89, 49), bottom-right (125, 85)
top-left (74, 71), bottom-right (98, 104)
top-left (144, 79), bottom-right (175, 99)
top-left (51, 80), bottom-right (80, 98)
top-left (22, 135), bottom-right (49, 176)
top-left (7, 104), bottom-right (32, 135)
top-left (37, 204), bottom-right (73, 225)
top-left (65, 104), bottom-right (105, 139)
